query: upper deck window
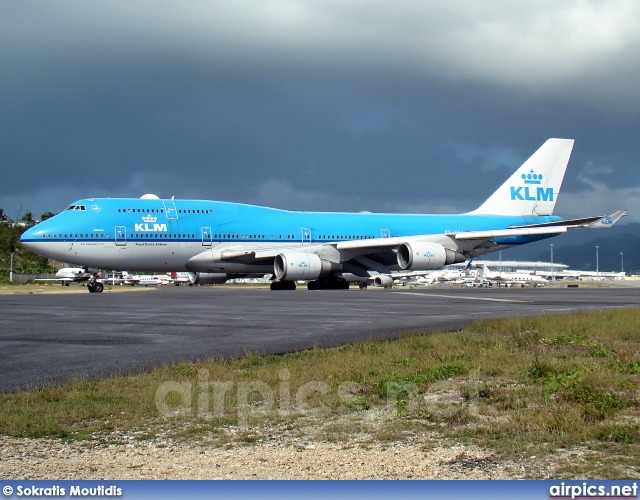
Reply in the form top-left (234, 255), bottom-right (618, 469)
top-left (66, 205), bottom-right (86, 211)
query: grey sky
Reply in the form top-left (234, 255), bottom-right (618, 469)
top-left (2, 1), bottom-right (639, 221)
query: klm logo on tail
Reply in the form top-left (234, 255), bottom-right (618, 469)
top-left (510, 169), bottom-right (553, 202)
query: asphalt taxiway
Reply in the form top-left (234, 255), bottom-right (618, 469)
top-left (1, 286), bottom-right (639, 392)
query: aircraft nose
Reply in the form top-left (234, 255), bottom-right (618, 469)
top-left (20, 225), bottom-right (39, 250)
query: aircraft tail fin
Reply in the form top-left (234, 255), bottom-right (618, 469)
top-left (469, 138), bottom-right (574, 216)
top-left (475, 263), bottom-right (492, 278)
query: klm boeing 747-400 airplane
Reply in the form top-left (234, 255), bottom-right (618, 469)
top-left (20, 138), bottom-right (626, 292)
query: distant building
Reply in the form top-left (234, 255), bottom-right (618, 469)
top-left (448, 260), bottom-right (569, 274)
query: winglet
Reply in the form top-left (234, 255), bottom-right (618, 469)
top-left (586, 210), bottom-right (627, 228)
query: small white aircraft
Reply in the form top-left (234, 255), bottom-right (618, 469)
top-left (475, 263), bottom-right (549, 287)
top-left (170, 271), bottom-right (196, 286)
top-left (36, 267), bottom-right (92, 284)
top-left (122, 271), bottom-right (164, 286)
top-left (361, 270), bottom-right (449, 288)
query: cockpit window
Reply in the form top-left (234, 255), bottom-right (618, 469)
top-left (66, 205), bottom-right (86, 211)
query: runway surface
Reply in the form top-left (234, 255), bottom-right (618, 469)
top-left (1, 286), bottom-right (639, 392)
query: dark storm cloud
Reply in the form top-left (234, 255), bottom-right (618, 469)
top-left (2, 1), bottom-right (640, 219)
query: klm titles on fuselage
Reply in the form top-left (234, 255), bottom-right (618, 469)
top-left (134, 215), bottom-right (168, 232)
top-left (135, 222), bottom-right (168, 232)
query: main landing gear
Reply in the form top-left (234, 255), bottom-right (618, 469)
top-left (270, 280), bottom-right (297, 291)
top-left (87, 276), bottom-right (104, 293)
top-left (307, 278), bottom-right (350, 290)
top-left (270, 279), bottom-right (350, 290)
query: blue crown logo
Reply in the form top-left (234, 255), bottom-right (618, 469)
top-left (521, 169), bottom-right (543, 185)
top-left (142, 214), bottom-right (158, 223)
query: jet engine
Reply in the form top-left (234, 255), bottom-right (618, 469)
top-left (274, 252), bottom-right (340, 281)
top-left (193, 272), bottom-right (229, 285)
top-left (397, 242), bottom-right (465, 270)
top-left (373, 275), bottom-right (394, 287)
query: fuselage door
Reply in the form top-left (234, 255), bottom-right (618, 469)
top-left (301, 227), bottom-right (312, 244)
top-left (115, 226), bottom-right (127, 246)
top-left (163, 200), bottom-right (178, 220)
top-left (201, 226), bottom-right (212, 246)
top-left (381, 228), bottom-right (390, 238)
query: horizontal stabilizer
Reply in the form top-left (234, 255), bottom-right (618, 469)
top-left (507, 210), bottom-right (627, 230)
top-left (455, 209), bottom-right (626, 244)
top-left (585, 210), bottom-right (627, 228)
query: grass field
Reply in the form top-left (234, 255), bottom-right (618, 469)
top-left (1, 308), bottom-right (638, 477)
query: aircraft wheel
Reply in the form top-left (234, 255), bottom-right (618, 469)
top-left (87, 283), bottom-right (95, 293)
top-left (271, 281), bottom-right (296, 291)
top-left (358, 283), bottom-right (368, 290)
top-left (93, 282), bottom-right (104, 293)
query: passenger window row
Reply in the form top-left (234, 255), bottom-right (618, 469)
top-left (116, 208), bottom-right (215, 214)
top-left (42, 233), bottom-right (108, 238)
top-left (118, 208), bottom-right (164, 213)
top-left (130, 234), bottom-right (195, 239)
top-left (40, 233), bottom-right (377, 241)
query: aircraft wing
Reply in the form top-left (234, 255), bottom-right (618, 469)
top-left (233, 209), bottom-right (626, 260)
top-left (211, 234), bottom-right (444, 263)
top-left (187, 209), bottom-right (626, 274)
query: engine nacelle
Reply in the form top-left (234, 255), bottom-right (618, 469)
top-left (373, 275), bottom-right (394, 287)
top-left (193, 272), bottom-right (229, 285)
top-left (397, 242), bottom-right (465, 270)
top-left (274, 252), bottom-right (339, 281)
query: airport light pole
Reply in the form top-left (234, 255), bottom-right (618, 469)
top-left (550, 244), bottom-right (554, 281)
top-left (595, 245), bottom-right (599, 277)
top-left (9, 252), bottom-right (14, 283)
top-left (621, 252), bottom-right (624, 274)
